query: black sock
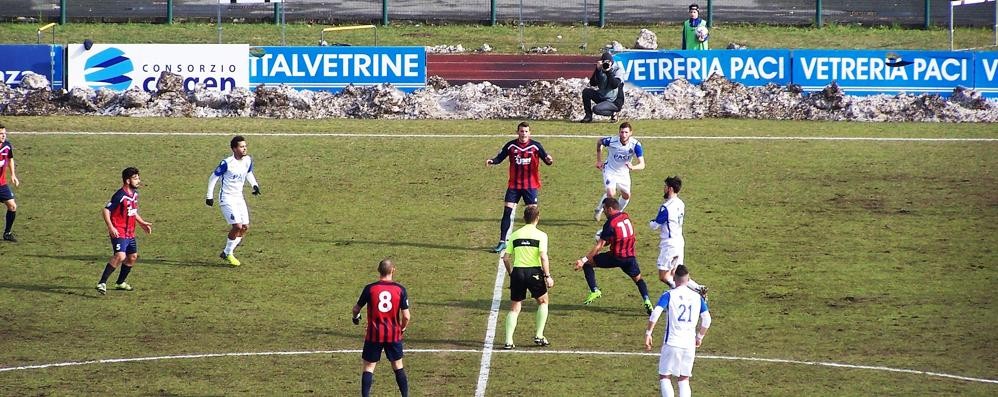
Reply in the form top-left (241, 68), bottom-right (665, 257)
top-left (584, 265), bottom-right (598, 291)
top-left (394, 368), bottom-right (409, 397)
top-left (99, 263), bottom-right (115, 284)
top-left (116, 265), bottom-right (132, 284)
top-left (361, 371), bottom-right (374, 397)
top-left (499, 206), bottom-right (513, 242)
top-left (4, 210), bottom-right (13, 234)
top-left (635, 279), bottom-right (649, 300)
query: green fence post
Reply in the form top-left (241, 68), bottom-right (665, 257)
top-left (598, 0), bottom-right (605, 27)
top-left (273, 3), bottom-right (279, 25)
top-left (924, 0), bottom-right (931, 29)
top-left (490, 0), bottom-right (497, 26)
top-left (815, 0), bottom-right (823, 28)
top-left (706, 0), bottom-right (713, 27)
top-left (59, 0), bottom-right (66, 25)
top-left (167, 0), bottom-right (173, 24)
top-left (382, 0), bottom-right (389, 26)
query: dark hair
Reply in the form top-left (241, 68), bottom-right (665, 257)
top-left (230, 135), bottom-right (246, 149)
top-left (600, 52), bottom-right (614, 62)
top-left (378, 258), bottom-right (395, 277)
top-left (517, 121), bottom-right (530, 130)
top-left (524, 206), bottom-right (539, 224)
top-left (675, 264), bottom-right (689, 279)
top-left (602, 197), bottom-right (620, 210)
top-left (619, 121), bottom-right (633, 131)
top-left (665, 176), bottom-right (682, 193)
top-left (0, 123), bottom-right (6, 129)
top-left (689, 3), bottom-right (699, 11)
top-left (121, 167), bottom-right (140, 182)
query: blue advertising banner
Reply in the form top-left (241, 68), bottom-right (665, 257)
top-left (974, 52), bottom-right (998, 98)
top-left (793, 50), bottom-right (975, 97)
top-left (248, 46), bottom-right (426, 92)
top-left (613, 49), bottom-right (792, 91)
top-left (0, 44), bottom-right (63, 90)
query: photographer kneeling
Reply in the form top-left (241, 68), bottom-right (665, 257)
top-left (580, 52), bottom-right (625, 123)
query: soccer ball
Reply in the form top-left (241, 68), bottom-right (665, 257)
top-left (695, 25), bottom-right (709, 42)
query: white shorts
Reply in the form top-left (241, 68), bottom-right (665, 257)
top-left (659, 345), bottom-right (696, 377)
top-left (602, 171), bottom-right (631, 194)
top-left (220, 200), bottom-right (249, 225)
top-left (656, 244), bottom-right (685, 271)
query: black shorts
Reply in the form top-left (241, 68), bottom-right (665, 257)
top-left (504, 188), bottom-right (538, 205)
top-left (592, 252), bottom-right (641, 278)
top-left (362, 340), bottom-right (404, 363)
top-left (509, 266), bottom-right (547, 301)
top-left (0, 184), bottom-right (13, 202)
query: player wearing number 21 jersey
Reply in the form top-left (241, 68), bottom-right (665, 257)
top-left (352, 258), bottom-right (411, 397)
top-left (644, 265), bottom-right (711, 397)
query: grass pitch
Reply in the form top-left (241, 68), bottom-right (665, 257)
top-left (0, 117), bottom-right (995, 396)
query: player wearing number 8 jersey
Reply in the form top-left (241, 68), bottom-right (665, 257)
top-left (352, 258), bottom-right (411, 397)
top-left (573, 197), bottom-right (653, 314)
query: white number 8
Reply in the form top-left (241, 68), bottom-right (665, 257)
top-left (378, 291), bottom-right (393, 313)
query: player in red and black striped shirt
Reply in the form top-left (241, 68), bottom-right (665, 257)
top-left (573, 197), bottom-right (652, 314)
top-left (486, 121), bottom-right (554, 253)
top-left (352, 258), bottom-right (411, 397)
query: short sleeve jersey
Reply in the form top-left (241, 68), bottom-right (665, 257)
top-left (212, 155), bottom-right (253, 202)
top-left (356, 281), bottom-right (410, 343)
top-left (105, 188), bottom-right (139, 238)
top-left (652, 196), bottom-right (685, 245)
top-left (491, 139), bottom-right (549, 189)
top-left (656, 287), bottom-right (709, 349)
top-left (505, 224), bottom-right (548, 268)
top-left (600, 211), bottom-right (636, 258)
top-left (0, 140), bottom-right (12, 186)
top-left (600, 136), bottom-right (643, 175)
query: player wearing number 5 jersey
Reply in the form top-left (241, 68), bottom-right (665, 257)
top-left (352, 259), bottom-right (411, 397)
top-left (645, 265), bottom-right (711, 397)
top-left (573, 198), bottom-right (652, 314)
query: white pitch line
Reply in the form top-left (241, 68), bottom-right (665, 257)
top-left (15, 131), bottom-right (998, 142)
top-left (474, 255), bottom-right (507, 397)
top-left (2, 348), bottom-right (996, 385)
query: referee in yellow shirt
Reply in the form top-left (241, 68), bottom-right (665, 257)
top-left (502, 206), bottom-right (554, 349)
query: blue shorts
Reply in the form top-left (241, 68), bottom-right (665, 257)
top-left (0, 184), bottom-right (13, 202)
top-left (593, 252), bottom-right (641, 278)
top-left (110, 238), bottom-right (138, 254)
top-left (504, 188), bottom-right (538, 205)
top-left (362, 341), bottom-right (404, 363)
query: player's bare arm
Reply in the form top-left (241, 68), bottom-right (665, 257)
top-left (626, 156), bottom-right (646, 171)
top-left (595, 140), bottom-right (605, 169)
top-left (400, 309), bottom-right (411, 333)
top-left (136, 214), bottom-right (153, 234)
top-left (101, 208), bottom-right (119, 238)
top-left (9, 158), bottom-right (18, 187)
top-left (574, 240), bottom-right (606, 270)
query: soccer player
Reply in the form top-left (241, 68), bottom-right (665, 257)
top-left (96, 167), bottom-right (153, 295)
top-left (644, 265), bottom-right (711, 397)
top-left (650, 176), bottom-right (707, 297)
top-left (0, 124), bottom-right (21, 242)
top-left (486, 121), bottom-right (553, 253)
top-left (206, 135), bottom-right (260, 266)
top-left (502, 206), bottom-right (553, 349)
top-left (352, 258), bottom-right (411, 397)
top-left (573, 197), bottom-right (653, 314)
top-left (593, 122), bottom-right (644, 221)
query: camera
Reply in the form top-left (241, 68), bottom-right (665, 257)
top-left (601, 60), bottom-right (612, 70)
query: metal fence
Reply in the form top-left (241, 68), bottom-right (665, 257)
top-left (3, 0), bottom-right (996, 27)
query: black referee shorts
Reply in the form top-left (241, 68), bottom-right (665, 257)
top-left (509, 266), bottom-right (547, 301)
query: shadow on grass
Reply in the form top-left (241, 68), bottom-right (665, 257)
top-left (0, 282), bottom-right (101, 299)
top-left (27, 254), bottom-right (224, 268)
top-left (304, 327), bottom-right (482, 348)
top-left (452, 217), bottom-right (593, 227)
top-left (419, 298), bottom-right (645, 318)
top-left (323, 239), bottom-right (485, 253)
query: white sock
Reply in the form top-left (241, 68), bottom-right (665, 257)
top-left (595, 193), bottom-right (608, 211)
top-left (618, 197), bottom-right (629, 210)
top-left (677, 379), bottom-right (691, 397)
top-left (660, 378), bottom-right (674, 397)
top-left (224, 238), bottom-right (238, 255)
top-left (686, 279), bottom-right (701, 291)
top-left (233, 236), bottom-right (243, 249)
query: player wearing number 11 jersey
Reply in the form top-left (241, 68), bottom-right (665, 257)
top-left (573, 197), bottom-right (652, 314)
top-left (352, 259), bottom-right (411, 397)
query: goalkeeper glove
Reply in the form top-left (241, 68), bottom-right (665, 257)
top-left (205, 198), bottom-right (214, 207)
top-left (352, 314), bottom-right (361, 325)
top-left (252, 185), bottom-right (261, 195)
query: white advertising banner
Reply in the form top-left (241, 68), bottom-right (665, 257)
top-left (67, 44), bottom-right (249, 92)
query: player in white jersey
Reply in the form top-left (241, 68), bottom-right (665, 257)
top-left (206, 136), bottom-right (260, 266)
top-left (645, 265), bottom-right (711, 397)
top-left (593, 122), bottom-right (644, 221)
top-left (649, 176), bottom-right (706, 296)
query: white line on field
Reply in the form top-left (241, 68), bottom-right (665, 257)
top-left (474, 255), bottom-right (507, 397)
top-left (16, 131), bottom-right (998, 142)
top-left (1, 349), bottom-right (995, 385)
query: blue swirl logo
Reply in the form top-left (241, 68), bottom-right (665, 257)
top-left (84, 47), bottom-right (133, 91)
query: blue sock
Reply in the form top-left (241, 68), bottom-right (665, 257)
top-left (583, 265), bottom-right (598, 291)
top-left (4, 210), bottom-right (14, 234)
top-left (98, 263), bottom-right (115, 284)
top-left (394, 368), bottom-right (409, 397)
top-left (361, 371), bottom-right (373, 397)
top-left (635, 279), bottom-right (649, 300)
top-left (116, 265), bottom-right (132, 284)
top-left (499, 206), bottom-right (513, 242)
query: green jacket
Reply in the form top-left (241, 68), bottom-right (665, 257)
top-left (682, 18), bottom-right (709, 50)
